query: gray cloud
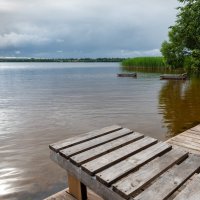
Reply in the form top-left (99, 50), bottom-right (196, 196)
top-left (0, 0), bottom-right (179, 58)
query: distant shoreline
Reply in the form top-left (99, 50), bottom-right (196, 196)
top-left (0, 58), bottom-right (125, 63)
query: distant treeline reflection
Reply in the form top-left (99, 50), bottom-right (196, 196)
top-left (0, 58), bottom-right (125, 63)
top-left (159, 78), bottom-right (200, 138)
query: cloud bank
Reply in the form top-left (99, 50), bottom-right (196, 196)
top-left (0, 0), bottom-right (179, 58)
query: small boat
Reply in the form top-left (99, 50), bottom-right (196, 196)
top-left (160, 73), bottom-right (187, 80)
top-left (117, 73), bottom-right (137, 78)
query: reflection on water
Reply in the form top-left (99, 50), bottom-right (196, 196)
top-left (159, 78), bottom-right (200, 138)
top-left (0, 62), bottom-right (200, 200)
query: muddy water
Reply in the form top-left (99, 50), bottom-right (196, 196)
top-left (0, 62), bottom-right (200, 200)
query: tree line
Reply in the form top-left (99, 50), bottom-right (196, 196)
top-left (0, 58), bottom-right (125, 63)
top-left (161, 0), bottom-right (200, 71)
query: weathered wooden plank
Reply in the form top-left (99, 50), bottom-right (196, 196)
top-left (168, 140), bottom-right (200, 152)
top-left (179, 129), bottom-right (200, 137)
top-left (44, 189), bottom-right (77, 200)
top-left (45, 188), bottom-right (104, 200)
top-left (172, 135), bottom-right (200, 145)
top-left (167, 142), bottom-right (200, 155)
top-left (180, 132), bottom-right (200, 140)
top-left (82, 137), bottom-right (158, 176)
top-left (173, 174), bottom-right (200, 200)
top-left (190, 125), bottom-right (200, 133)
top-left (113, 149), bottom-right (188, 198)
top-left (70, 132), bottom-right (144, 166)
top-left (96, 142), bottom-right (171, 186)
top-left (49, 125), bottom-right (122, 152)
top-left (134, 155), bottom-right (200, 200)
top-left (50, 150), bottom-right (125, 200)
top-left (59, 128), bottom-right (133, 157)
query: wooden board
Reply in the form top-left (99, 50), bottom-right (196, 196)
top-left (180, 132), bottom-right (200, 140)
top-left (134, 155), bottom-right (200, 200)
top-left (167, 128), bottom-right (200, 155)
top-left (70, 132), bottom-right (144, 166)
top-left (60, 128), bottom-right (133, 157)
top-left (113, 149), bottom-right (188, 198)
top-left (191, 125), bottom-right (200, 132)
top-left (168, 140), bottom-right (200, 152)
top-left (173, 174), bottom-right (200, 200)
top-left (44, 188), bottom-right (103, 200)
top-left (82, 137), bottom-right (157, 175)
top-left (50, 125), bottom-right (122, 152)
top-left (49, 125), bottom-right (200, 200)
top-left (96, 142), bottom-right (171, 186)
top-left (50, 151), bottom-right (126, 200)
top-left (44, 189), bottom-right (77, 200)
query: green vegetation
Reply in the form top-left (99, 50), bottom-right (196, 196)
top-left (121, 57), bottom-right (171, 73)
top-left (161, 0), bottom-right (200, 71)
top-left (0, 57), bottom-right (125, 63)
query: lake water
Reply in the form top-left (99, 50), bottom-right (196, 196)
top-left (0, 62), bottom-right (200, 200)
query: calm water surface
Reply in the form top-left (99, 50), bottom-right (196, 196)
top-left (0, 62), bottom-right (200, 200)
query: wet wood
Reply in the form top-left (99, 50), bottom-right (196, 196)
top-left (49, 125), bottom-right (122, 152)
top-left (134, 155), bottom-right (200, 200)
top-left (60, 128), bottom-right (133, 157)
top-left (96, 142), bottom-right (171, 186)
top-left (82, 137), bottom-right (157, 175)
top-left (113, 149), bottom-right (188, 198)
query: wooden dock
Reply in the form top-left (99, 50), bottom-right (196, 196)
top-left (47, 125), bottom-right (200, 200)
top-left (167, 124), bottom-right (200, 155)
top-left (160, 73), bottom-right (187, 80)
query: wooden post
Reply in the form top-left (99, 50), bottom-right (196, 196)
top-left (68, 173), bottom-right (87, 200)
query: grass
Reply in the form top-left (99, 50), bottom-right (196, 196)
top-left (121, 57), bottom-right (171, 73)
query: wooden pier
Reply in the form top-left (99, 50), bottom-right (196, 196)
top-left (167, 124), bottom-right (200, 155)
top-left (160, 73), bottom-right (187, 80)
top-left (46, 125), bottom-right (200, 200)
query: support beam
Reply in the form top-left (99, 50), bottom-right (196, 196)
top-left (68, 173), bottom-right (87, 200)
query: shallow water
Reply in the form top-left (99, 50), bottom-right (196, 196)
top-left (0, 62), bottom-right (200, 199)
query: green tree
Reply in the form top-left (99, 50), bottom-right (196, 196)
top-left (161, 0), bottom-right (200, 71)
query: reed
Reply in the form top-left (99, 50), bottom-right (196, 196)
top-left (121, 57), bottom-right (170, 73)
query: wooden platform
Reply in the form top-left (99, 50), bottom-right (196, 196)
top-left (49, 125), bottom-right (200, 200)
top-left (167, 124), bottom-right (200, 155)
top-left (44, 189), bottom-right (103, 200)
top-left (117, 73), bottom-right (137, 77)
top-left (160, 73), bottom-right (187, 80)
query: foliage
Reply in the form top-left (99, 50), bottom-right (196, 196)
top-left (122, 57), bottom-right (166, 67)
top-left (161, 0), bottom-right (200, 71)
top-left (121, 57), bottom-right (169, 72)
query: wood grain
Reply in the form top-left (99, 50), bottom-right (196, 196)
top-left (82, 137), bottom-right (157, 175)
top-left (60, 128), bottom-right (133, 157)
top-left (113, 148), bottom-right (188, 198)
top-left (96, 142), bottom-right (171, 186)
top-left (50, 125), bottom-right (122, 152)
top-left (70, 132), bottom-right (144, 166)
top-left (173, 174), bottom-right (200, 200)
top-left (134, 155), bottom-right (200, 200)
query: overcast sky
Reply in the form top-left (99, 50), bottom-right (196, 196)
top-left (0, 0), bottom-right (179, 58)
